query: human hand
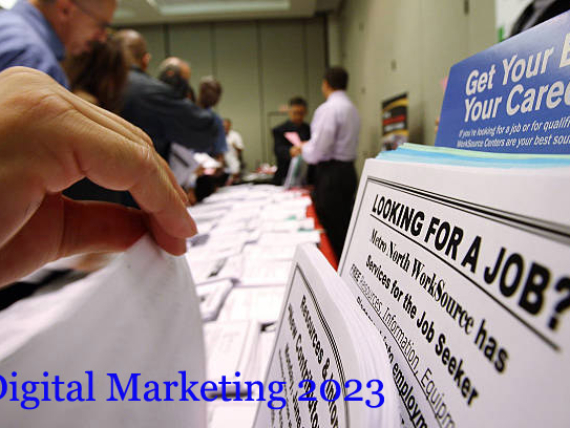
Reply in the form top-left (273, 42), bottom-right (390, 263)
top-left (289, 146), bottom-right (302, 158)
top-left (187, 188), bottom-right (197, 206)
top-left (0, 67), bottom-right (197, 287)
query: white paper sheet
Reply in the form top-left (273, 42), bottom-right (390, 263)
top-left (239, 258), bottom-right (293, 287)
top-left (217, 286), bottom-right (286, 324)
top-left (0, 236), bottom-right (206, 428)
top-left (257, 231), bottom-right (320, 246)
top-left (253, 244), bottom-right (400, 427)
top-left (204, 321), bottom-right (260, 389)
top-left (260, 218), bottom-right (315, 233)
top-left (284, 131), bottom-right (302, 147)
top-left (208, 402), bottom-right (257, 428)
top-left (197, 279), bottom-right (234, 322)
top-left (339, 158), bottom-right (570, 427)
top-left (242, 244), bottom-right (298, 261)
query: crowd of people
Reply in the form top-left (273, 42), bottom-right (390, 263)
top-left (0, 0), bottom-right (361, 292)
top-left (0, 0), bottom-right (249, 288)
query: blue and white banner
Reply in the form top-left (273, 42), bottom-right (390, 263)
top-left (436, 11), bottom-right (570, 154)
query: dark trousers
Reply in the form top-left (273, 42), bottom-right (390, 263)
top-left (313, 160), bottom-right (357, 261)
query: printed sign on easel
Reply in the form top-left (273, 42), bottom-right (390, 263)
top-left (436, 11), bottom-right (570, 154)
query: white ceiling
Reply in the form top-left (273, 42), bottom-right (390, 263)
top-left (0, 0), bottom-right (17, 9)
top-left (114, 0), bottom-right (341, 25)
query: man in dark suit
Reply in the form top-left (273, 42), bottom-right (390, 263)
top-left (158, 56), bottom-right (197, 102)
top-left (117, 30), bottom-right (217, 162)
top-left (272, 97), bottom-right (311, 185)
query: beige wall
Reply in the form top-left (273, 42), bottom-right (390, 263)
top-left (128, 18), bottom-right (327, 172)
top-left (124, 2), bottom-right (498, 174)
top-left (335, 0), bottom-right (497, 173)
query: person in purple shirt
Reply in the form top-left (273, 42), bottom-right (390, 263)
top-left (291, 66), bottom-right (361, 260)
top-left (0, 0), bottom-right (116, 88)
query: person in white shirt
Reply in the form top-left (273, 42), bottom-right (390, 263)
top-left (223, 118), bottom-right (245, 181)
top-left (291, 66), bottom-right (360, 260)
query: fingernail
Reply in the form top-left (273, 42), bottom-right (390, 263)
top-left (169, 238), bottom-right (187, 256)
top-left (183, 212), bottom-right (198, 237)
top-left (178, 238), bottom-right (188, 255)
top-left (180, 189), bottom-right (190, 206)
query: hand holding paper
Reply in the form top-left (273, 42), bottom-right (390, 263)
top-left (289, 145), bottom-right (302, 158)
top-left (284, 131), bottom-right (302, 147)
top-left (0, 68), bottom-right (197, 287)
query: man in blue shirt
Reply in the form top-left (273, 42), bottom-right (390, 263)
top-left (193, 76), bottom-right (227, 200)
top-left (0, 0), bottom-right (116, 87)
top-left (196, 76), bottom-right (227, 158)
top-left (0, 0), bottom-right (120, 207)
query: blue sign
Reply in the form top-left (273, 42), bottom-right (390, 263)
top-left (436, 11), bottom-right (570, 154)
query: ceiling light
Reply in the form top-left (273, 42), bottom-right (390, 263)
top-left (0, 0), bottom-right (17, 9)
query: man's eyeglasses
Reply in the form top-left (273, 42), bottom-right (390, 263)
top-left (71, 0), bottom-right (112, 31)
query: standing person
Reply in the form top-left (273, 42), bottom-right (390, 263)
top-left (0, 0), bottom-right (116, 87)
top-left (223, 118), bottom-right (245, 182)
top-left (157, 57), bottom-right (200, 203)
top-left (272, 97), bottom-right (311, 185)
top-left (63, 34), bottom-right (130, 205)
top-left (197, 76), bottom-right (226, 159)
top-left (158, 56), bottom-right (196, 102)
top-left (291, 67), bottom-right (360, 261)
top-left (0, 0), bottom-right (118, 301)
top-left (0, 0), bottom-right (124, 206)
top-left (194, 76), bottom-right (227, 198)
top-left (117, 30), bottom-right (217, 162)
top-left (64, 34), bottom-right (129, 113)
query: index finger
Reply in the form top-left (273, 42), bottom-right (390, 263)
top-left (29, 96), bottom-right (197, 249)
top-left (66, 112), bottom-right (198, 240)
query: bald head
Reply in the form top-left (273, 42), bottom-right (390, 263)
top-left (159, 57), bottom-right (191, 81)
top-left (115, 29), bottom-right (149, 70)
top-left (158, 57), bottom-right (192, 99)
top-left (31, 0), bottom-right (116, 56)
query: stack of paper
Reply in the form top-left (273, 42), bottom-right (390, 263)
top-left (239, 258), bottom-right (292, 287)
top-left (184, 186), bottom-right (317, 326)
top-left (242, 244), bottom-right (298, 261)
top-left (337, 144), bottom-right (570, 427)
top-left (204, 320), bottom-right (262, 395)
top-left (253, 244), bottom-right (400, 427)
top-left (197, 279), bottom-right (234, 322)
top-left (0, 237), bottom-right (206, 427)
top-left (256, 231), bottom-right (320, 247)
top-left (182, 185), bottom-right (326, 427)
top-left (208, 403), bottom-right (257, 428)
top-left (217, 286), bottom-right (286, 324)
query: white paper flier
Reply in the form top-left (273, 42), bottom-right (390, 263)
top-left (254, 244), bottom-right (400, 428)
top-left (339, 158), bottom-right (570, 427)
top-left (0, 237), bottom-right (206, 428)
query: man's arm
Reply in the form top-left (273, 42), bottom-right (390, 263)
top-left (153, 94), bottom-right (218, 153)
top-left (0, 43), bottom-right (69, 88)
top-left (301, 106), bottom-right (337, 164)
top-left (210, 114), bottom-right (228, 156)
top-left (273, 128), bottom-right (292, 162)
